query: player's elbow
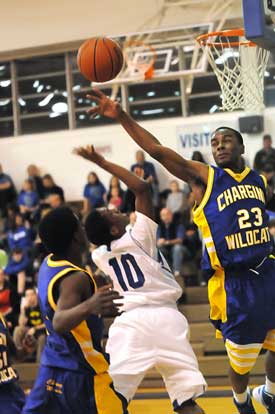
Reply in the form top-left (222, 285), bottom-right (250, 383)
top-left (52, 313), bottom-right (67, 335)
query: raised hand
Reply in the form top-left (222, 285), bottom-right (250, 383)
top-left (86, 89), bottom-right (122, 119)
top-left (73, 144), bottom-right (105, 165)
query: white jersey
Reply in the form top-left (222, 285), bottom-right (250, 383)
top-left (92, 212), bottom-right (182, 311)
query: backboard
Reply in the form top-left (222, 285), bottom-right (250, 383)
top-left (243, 0), bottom-right (275, 50)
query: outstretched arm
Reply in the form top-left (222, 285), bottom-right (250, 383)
top-left (74, 145), bottom-right (154, 219)
top-left (86, 89), bottom-right (209, 185)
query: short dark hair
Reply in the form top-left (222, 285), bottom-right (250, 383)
top-left (85, 210), bottom-right (114, 246)
top-left (264, 134), bottom-right (272, 140)
top-left (214, 127), bottom-right (244, 145)
top-left (268, 219), bottom-right (275, 228)
top-left (39, 207), bottom-right (78, 255)
top-left (12, 247), bottom-right (23, 255)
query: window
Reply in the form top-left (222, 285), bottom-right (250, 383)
top-left (0, 62), bottom-right (13, 137)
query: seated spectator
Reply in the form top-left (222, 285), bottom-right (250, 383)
top-left (13, 287), bottom-right (46, 362)
top-left (0, 164), bottom-right (17, 218)
top-left (107, 176), bottom-right (125, 202)
top-left (7, 213), bottom-right (34, 253)
top-left (0, 268), bottom-right (13, 323)
top-left (108, 187), bottom-right (123, 210)
top-left (48, 193), bottom-right (64, 209)
top-left (0, 248), bottom-right (8, 268)
top-left (191, 151), bottom-right (206, 163)
top-left (166, 180), bottom-right (189, 223)
top-left (27, 164), bottom-right (45, 199)
top-left (42, 174), bottom-right (65, 202)
top-left (261, 163), bottom-right (275, 192)
top-left (18, 179), bottom-right (40, 219)
top-left (4, 248), bottom-right (30, 295)
top-left (182, 223), bottom-right (202, 260)
top-left (157, 208), bottom-right (187, 277)
top-left (83, 172), bottom-right (106, 214)
top-left (253, 134), bottom-right (275, 172)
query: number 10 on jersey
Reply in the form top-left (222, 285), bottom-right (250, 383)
top-left (109, 254), bottom-right (145, 291)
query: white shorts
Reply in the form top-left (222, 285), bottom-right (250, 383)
top-left (106, 305), bottom-right (206, 406)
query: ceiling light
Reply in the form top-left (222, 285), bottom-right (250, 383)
top-left (0, 65), bottom-right (6, 71)
top-left (215, 49), bottom-right (239, 65)
top-left (49, 112), bottom-right (61, 118)
top-left (38, 93), bottom-right (54, 107)
top-left (0, 98), bottom-right (10, 106)
top-left (73, 85), bottom-right (81, 91)
top-left (33, 80), bottom-right (39, 88)
top-left (18, 97), bottom-right (26, 106)
top-left (52, 102), bottom-right (68, 113)
top-left (209, 104), bottom-right (219, 113)
top-left (141, 108), bottom-right (164, 115)
top-left (0, 80), bottom-right (11, 87)
top-left (37, 84), bottom-right (44, 93)
top-left (147, 91), bottom-right (156, 97)
top-left (79, 114), bottom-right (86, 120)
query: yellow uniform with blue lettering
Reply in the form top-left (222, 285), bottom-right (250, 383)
top-left (193, 166), bottom-right (275, 375)
top-left (23, 255), bottom-right (127, 414)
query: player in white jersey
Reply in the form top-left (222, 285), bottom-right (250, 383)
top-left (74, 144), bottom-right (206, 414)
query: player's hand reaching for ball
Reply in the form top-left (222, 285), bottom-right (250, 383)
top-left (73, 144), bottom-right (105, 165)
top-left (86, 89), bottom-right (122, 119)
top-left (88, 284), bottom-right (123, 316)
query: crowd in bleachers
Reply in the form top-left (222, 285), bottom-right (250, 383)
top-left (0, 134), bottom-right (275, 360)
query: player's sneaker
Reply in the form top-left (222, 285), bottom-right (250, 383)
top-left (253, 385), bottom-right (275, 413)
top-left (233, 392), bottom-right (256, 414)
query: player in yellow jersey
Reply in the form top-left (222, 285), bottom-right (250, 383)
top-left (23, 207), bottom-right (128, 414)
top-left (84, 89), bottom-right (275, 414)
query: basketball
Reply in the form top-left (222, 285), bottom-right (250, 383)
top-left (77, 37), bottom-right (124, 83)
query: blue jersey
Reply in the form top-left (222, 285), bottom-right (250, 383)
top-left (38, 255), bottom-right (108, 375)
top-left (194, 166), bottom-right (272, 272)
top-left (0, 313), bottom-right (18, 386)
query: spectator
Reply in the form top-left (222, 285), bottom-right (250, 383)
top-left (253, 134), bottom-right (275, 171)
top-left (42, 174), bottom-right (64, 202)
top-left (27, 164), bottom-right (45, 199)
top-left (0, 268), bottom-right (13, 321)
top-left (131, 150), bottom-right (159, 206)
top-left (5, 248), bottom-right (30, 295)
top-left (131, 150), bottom-right (158, 184)
top-left (182, 223), bottom-right (202, 260)
top-left (166, 180), bottom-right (189, 223)
top-left (83, 172), bottom-right (106, 214)
top-left (261, 164), bottom-right (275, 192)
top-left (48, 193), bottom-right (64, 209)
top-left (108, 187), bottom-right (123, 210)
top-left (7, 213), bottom-right (34, 253)
top-left (18, 179), bottom-right (40, 218)
top-left (157, 208), bottom-right (186, 277)
top-left (0, 164), bottom-right (17, 218)
top-left (107, 176), bottom-right (125, 203)
top-left (122, 166), bottom-right (144, 213)
top-left (13, 287), bottom-right (46, 362)
top-left (191, 151), bottom-right (206, 163)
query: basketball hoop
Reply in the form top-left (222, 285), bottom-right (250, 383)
top-left (123, 40), bottom-right (156, 81)
top-left (197, 28), bottom-right (270, 112)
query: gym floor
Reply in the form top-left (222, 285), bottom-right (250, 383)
top-left (129, 388), bottom-right (266, 414)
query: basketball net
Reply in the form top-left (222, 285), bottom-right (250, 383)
top-left (123, 40), bottom-right (156, 81)
top-left (197, 29), bottom-right (270, 113)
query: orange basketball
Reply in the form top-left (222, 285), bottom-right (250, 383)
top-left (77, 37), bottom-right (124, 83)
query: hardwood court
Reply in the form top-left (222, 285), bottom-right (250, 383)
top-left (129, 392), bottom-right (266, 414)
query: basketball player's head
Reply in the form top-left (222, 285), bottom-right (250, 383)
top-left (211, 127), bottom-right (245, 169)
top-left (85, 208), bottom-right (130, 246)
top-left (39, 207), bottom-right (88, 256)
